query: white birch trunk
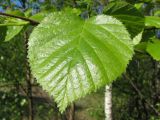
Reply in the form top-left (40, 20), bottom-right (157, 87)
top-left (105, 85), bottom-right (112, 120)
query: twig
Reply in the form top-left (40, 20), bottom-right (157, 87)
top-left (0, 12), bottom-right (39, 26)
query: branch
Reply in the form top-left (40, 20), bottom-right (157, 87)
top-left (0, 12), bottom-right (39, 26)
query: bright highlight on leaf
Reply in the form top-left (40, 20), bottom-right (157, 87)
top-left (28, 12), bottom-right (134, 112)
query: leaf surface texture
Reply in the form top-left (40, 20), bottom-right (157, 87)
top-left (28, 12), bottom-right (134, 112)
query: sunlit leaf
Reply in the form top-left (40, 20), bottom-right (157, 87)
top-left (28, 12), bottom-right (134, 112)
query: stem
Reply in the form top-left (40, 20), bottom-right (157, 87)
top-left (24, 32), bottom-right (34, 120)
top-left (0, 12), bottom-right (39, 26)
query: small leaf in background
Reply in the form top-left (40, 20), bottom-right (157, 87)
top-left (24, 9), bottom-right (33, 17)
top-left (147, 39), bottom-right (160, 61)
top-left (5, 25), bottom-right (23, 42)
top-left (145, 16), bottom-right (160, 28)
top-left (154, 10), bottom-right (160, 16)
top-left (30, 12), bottom-right (49, 22)
top-left (134, 3), bottom-right (143, 10)
top-left (3, 18), bottom-right (25, 42)
top-left (0, 10), bottom-right (26, 42)
top-left (6, 9), bottom-right (25, 17)
top-left (133, 31), bottom-right (143, 45)
top-left (28, 12), bottom-right (134, 112)
top-left (104, 1), bottom-right (145, 38)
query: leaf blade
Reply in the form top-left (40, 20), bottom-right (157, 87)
top-left (28, 12), bottom-right (134, 112)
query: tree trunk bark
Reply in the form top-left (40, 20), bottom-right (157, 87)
top-left (105, 85), bottom-right (112, 120)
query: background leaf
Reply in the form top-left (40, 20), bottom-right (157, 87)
top-left (145, 16), bottom-right (160, 28)
top-left (0, 17), bottom-right (25, 42)
top-left (133, 31), bottom-right (143, 45)
top-left (104, 1), bottom-right (145, 38)
top-left (147, 39), bottom-right (160, 61)
top-left (5, 25), bottom-right (23, 42)
top-left (30, 11), bottom-right (50, 22)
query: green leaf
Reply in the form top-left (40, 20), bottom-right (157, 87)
top-left (147, 39), bottom-right (160, 61)
top-left (6, 10), bottom-right (25, 17)
top-left (5, 26), bottom-right (23, 42)
top-left (154, 10), bottom-right (160, 16)
top-left (0, 17), bottom-right (26, 42)
top-left (28, 12), bottom-right (134, 112)
top-left (25, 9), bottom-right (32, 17)
top-left (4, 19), bottom-right (25, 42)
top-left (3, 18), bottom-right (27, 42)
top-left (133, 31), bottom-right (143, 45)
top-left (145, 16), bottom-right (160, 28)
top-left (134, 3), bottom-right (143, 10)
top-left (104, 1), bottom-right (145, 38)
top-left (30, 12), bottom-right (50, 22)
